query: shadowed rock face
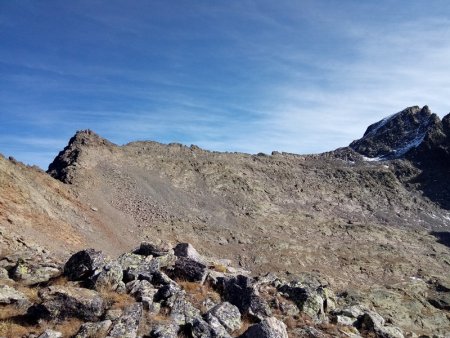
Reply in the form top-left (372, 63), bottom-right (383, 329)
top-left (350, 105), bottom-right (450, 209)
top-left (349, 106), bottom-right (439, 159)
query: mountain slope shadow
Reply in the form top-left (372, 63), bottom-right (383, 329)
top-left (430, 231), bottom-right (450, 248)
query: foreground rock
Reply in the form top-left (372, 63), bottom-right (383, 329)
top-left (243, 317), bottom-right (288, 338)
top-left (1, 242), bottom-right (448, 337)
top-left (37, 285), bottom-right (107, 321)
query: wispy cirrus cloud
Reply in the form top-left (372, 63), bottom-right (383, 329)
top-left (1, 1), bottom-right (450, 168)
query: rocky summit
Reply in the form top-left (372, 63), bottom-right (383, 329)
top-left (1, 106), bottom-right (450, 337)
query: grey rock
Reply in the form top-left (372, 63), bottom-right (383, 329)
top-left (170, 294), bottom-right (201, 325)
top-left (292, 326), bottom-right (327, 338)
top-left (0, 284), bottom-right (28, 305)
top-left (134, 241), bottom-right (172, 257)
top-left (37, 330), bottom-right (62, 338)
top-left (124, 257), bottom-right (160, 283)
top-left (219, 275), bottom-right (271, 320)
top-left (64, 249), bottom-right (107, 281)
top-left (116, 252), bottom-right (145, 271)
top-left (150, 323), bottom-right (179, 338)
top-left (11, 260), bottom-right (61, 286)
top-left (277, 277), bottom-right (335, 320)
top-left (174, 243), bottom-right (205, 263)
top-left (107, 302), bottom-right (143, 338)
top-left (154, 283), bottom-right (182, 305)
top-left (126, 279), bottom-right (157, 301)
top-left (356, 309), bottom-right (404, 338)
top-left (105, 308), bottom-right (123, 321)
top-left (190, 317), bottom-right (214, 338)
top-left (75, 320), bottom-right (112, 338)
top-left (38, 285), bottom-right (107, 321)
top-left (243, 317), bottom-right (288, 338)
top-left (204, 313), bottom-right (233, 337)
top-left (172, 257), bottom-right (208, 283)
top-left (206, 302), bottom-right (241, 333)
top-left (154, 253), bottom-right (177, 268)
top-left (94, 261), bottom-right (123, 292)
top-left (0, 267), bottom-right (10, 280)
top-left (190, 315), bottom-right (232, 338)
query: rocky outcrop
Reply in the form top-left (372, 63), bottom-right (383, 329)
top-left (1, 242), bottom-right (434, 337)
top-left (37, 285), bottom-right (107, 321)
top-left (47, 129), bottom-right (115, 183)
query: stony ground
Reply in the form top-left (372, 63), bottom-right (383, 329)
top-left (0, 241), bottom-right (431, 337)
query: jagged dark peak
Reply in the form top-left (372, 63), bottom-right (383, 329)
top-left (47, 130), bottom-right (115, 183)
top-left (350, 105), bottom-right (439, 159)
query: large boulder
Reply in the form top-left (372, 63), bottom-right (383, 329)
top-left (243, 317), bottom-right (288, 338)
top-left (276, 275), bottom-right (335, 321)
top-left (64, 249), bottom-right (107, 281)
top-left (124, 257), bottom-right (160, 283)
top-left (107, 302), bottom-right (143, 338)
top-left (38, 285), bottom-right (107, 321)
top-left (11, 260), bottom-right (61, 286)
top-left (75, 320), bottom-right (112, 338)
top-left (190, 315), bottom-right (232, 338)
top-left (218, 275), bottom-right (271, 320)
top-left (173, 243), bottom-right (205, 264)
top-left (172, 257), bottom-right (208, 283)
top-left (206, 302), bottom-right (241, 333)
top-left (94, 261), bottom-right (124, 292)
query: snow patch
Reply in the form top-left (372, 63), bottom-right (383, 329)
top-left (362, 156), bottom-right (384, 162)
top-left (365, 113), bottom-right (397, 137)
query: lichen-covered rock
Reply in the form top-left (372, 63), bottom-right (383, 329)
top-left (0, 267), bottom-right (9, 280)
top-left (172, 257), bottom-right (208, 283)
top-left (64, 249), bottom-right (107, 281)
top-left (190, 315), bottom-right (232, 338)
top-left (0, 284), bottom-right (28, 305)
top-left (243, 317), bottom-right (288, 338)
top-left (107, 302), bottom-right (143, 338)
top-left (38, 285), bottom-right (107, 321)
top-left (126, 279), bottom-right (158, 301)
top-left (38, 329), bottom-right (63, 338)
top-left (94, 261), bottom-right (123, 292)
top-left (170, 294), bottom-right (201, 325)
top-left (75, 320), bottom-right (112, 338)
top-left (277, 276), bottom-right (335, 321)
top-left (356, 310), bottom-right (404, 338)
top-left (116, 252), bottom-right (145, 271)
top-left (150, 323), bottom-right (179, 338)
top-left (124, 257), bottom-right (160, 283)
top-left (206, 302), bottom-right (241, 333)
top-left (11, 260), bottom-right (61, 286)
top-left (205, 313), bottom-right (233, 337)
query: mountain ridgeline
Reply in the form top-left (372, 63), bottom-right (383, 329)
top-left (1, 105), bottom-right (450, 336)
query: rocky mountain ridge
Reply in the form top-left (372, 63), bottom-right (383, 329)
top-left (1, 105), bottom-right (450, 336)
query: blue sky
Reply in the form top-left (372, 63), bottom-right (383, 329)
top-left (1, 1), bottom-right (450, 169)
